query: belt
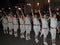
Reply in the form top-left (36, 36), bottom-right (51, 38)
top-left (42, 28), bottom-right (48, 29)
top-left (25, 24), bottom-right (31, 25)
top-left (14, 24), bottom-right (18, 25)
top-left (20, 24), bottom-right (25, 25)
top-left (33, 24), bottom-right (40, 26)
top-left (51, 27), bottom-right (56, 29)
top-left (8, 22), bottom-right (12, 23)
top-left (3, 23), bottom-right (7, 24)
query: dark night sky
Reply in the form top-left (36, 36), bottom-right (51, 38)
top-left (0, 0), bottom-right (25, 8)
top-left (0, 0), bottom-right (60, 9)
top-left (0, 0), bottom-right (7, 7)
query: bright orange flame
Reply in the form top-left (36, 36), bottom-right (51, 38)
top-left (27, 3), bottom-right (29, 5)
top-left (2, 8), bottom-right (4, 10)
top-left (15, 6), bottom-right (18, 8)
top-left (18, 8), bottom-right (21, 10)
top-left (48, 0), bottom-right (50, 3)
top-left (9, 7), bottom-right (11, 9)
top-left (29, 3), bottom-right (31, 6)
top-left (37, 2), bottom-right (40, 6)
top-left (56, 8), bottom-right (59, 11)
top-left (27, 3), bottom-right (31, 7)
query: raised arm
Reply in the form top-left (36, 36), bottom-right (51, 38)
top-left (16, 10), bottom-right (20, 17)
top-left (31, 8), bottom-right (34, 18)
top-left (0, 17), bottom-right (3, 21)
top-left (0, 13), bottom-right (3, 21)
top-left (49, 6), bottom-right (52, 17)
top-left (38, 9), bottom-right (42, 20)
top-left (20, 9), bottom-right (25, 18)
top-left (3, 11), bottom-right (8, 20)
top-left (3, 11), bottom-right (7, 17)
top-left (18, 8), bottom-right (25, 19)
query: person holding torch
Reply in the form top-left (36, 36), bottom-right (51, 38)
top-left (29, 3), bottom-right (40, 43)
top-left (38, 2), bottom-right (49, 45)
top-left (18, 7), bottom-right (31, 40)
top-left (17, 8), bottom-right (25, 39)
top-left (48, 0), bottom-right (58, 45)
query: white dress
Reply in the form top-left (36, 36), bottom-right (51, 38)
top-left (40, 14), bottom-right (49, 38)
top-left (7, 16), bottom-right (13, 30)
top-left (33, 18), bottom-right (40, 35)
top-left (13, 17), bottom-right (18, 32)
top-left (41, 18), bottom-right (49, 37)
top-left (2, 17), bottom-right (8, 30)
top-left (19, 18), bottom-right (25, 33)
top-left (50, 18), bottom-right (57, 39)
top-left (25, 17), bottom-right (31, 33)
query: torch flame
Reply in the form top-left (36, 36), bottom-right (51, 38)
top-left (27, 3), bottom-right (31, 7)
top-left (48, 0), bottom-right (50, 3)
top-left (37, 2), bottom-right (40, 6)
top-left (18, 7), bottom-right (21, 10)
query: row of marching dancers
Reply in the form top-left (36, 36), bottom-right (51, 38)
top-left (0, 7), bottom-right (60, 45)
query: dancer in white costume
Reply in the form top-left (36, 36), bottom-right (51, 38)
top-left (7, 14), bottom-right (13, 35)
top-left (39, 10), bottom-right (49, 45)
top-left (1, 15), bottom-right (8, 34)
top-left (25, 14), bottom-right (31, 40)
top-left (18, 8), bottom-right (31, 40)
top-left (19, 15), bottom-right (25, 38)
top-left (33, 15), bottom-right (40, 43)
top-left (13, 14), bottom-right (18, 37)
top-left (49, 7), bottom-right (58, 45)
top-left (31, 9), bottom-right (40, 43)
top-left (56, 12), bottom-right (60, 33)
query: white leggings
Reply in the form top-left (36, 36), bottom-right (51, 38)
top-left (41, 29), bottom-right (48, 38)
top-left (50, 28), bottom-right (56, 39)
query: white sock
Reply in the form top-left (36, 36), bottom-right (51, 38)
top-left (35, 38), bottom-right (39, 43)
top-left (10, 32), bottom-right (12, 35)
top-left (14, 33), bottom-right (17, 37)
top-left (20, 35), bottom-right (22, 38)
top-left (26, 36), bottom-right (29, 40)
top-left (22, 35), bottom-right (25, 38)
top-left (40, 33), bottom-right (42, 37)
top-left (44, 42), bottom-right (48, 45)
top-left (52, 43), bottom-right (55, 45)
top-left (28, 35), bottom-right (31, 39)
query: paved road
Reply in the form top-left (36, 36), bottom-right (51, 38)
top-left (0, 23), bottom-right (60, 45)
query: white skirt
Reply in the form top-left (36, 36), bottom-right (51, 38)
top-left (25, 25), bottom-right (31, 33)
top-left (33, 26), bottom-right (40, 35)
top-left (50, 28), bottom-right (56, 39)
top-left (20, 25), bottom-right (25, 33)
top-left (41, 28), bottom-right (48, 37)
top-left (8, 23), bottom-right (13, 30)
top-left (14, 25), bottom-right (18, 32)
top-left (3, 23), bottom-right (8, 30)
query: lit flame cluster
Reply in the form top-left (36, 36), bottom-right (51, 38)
top-left (37, 2), bottom-right (40, 6)
top-left (27, 3), bottom-right (31, 7)
top-left (0, 0), bottom-right (53, 12)
top-left (48, 0), bottom-right (50, 3)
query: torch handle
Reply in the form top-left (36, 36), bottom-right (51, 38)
top-left (31, 8), bottom-right (34, 18)
top-left (16, 10), bottom-right (20, 17)
top-left (3, 11), bottom-right (7, 16)
top-left (48, 4), bottom-right (52, 17)
top-left (21, 9), bottom-right (25, 18)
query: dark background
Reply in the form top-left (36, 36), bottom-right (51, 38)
top-left (0, 0), bottom-right (60, 45)
top-left (0, 0), bottom-right (60, 8)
